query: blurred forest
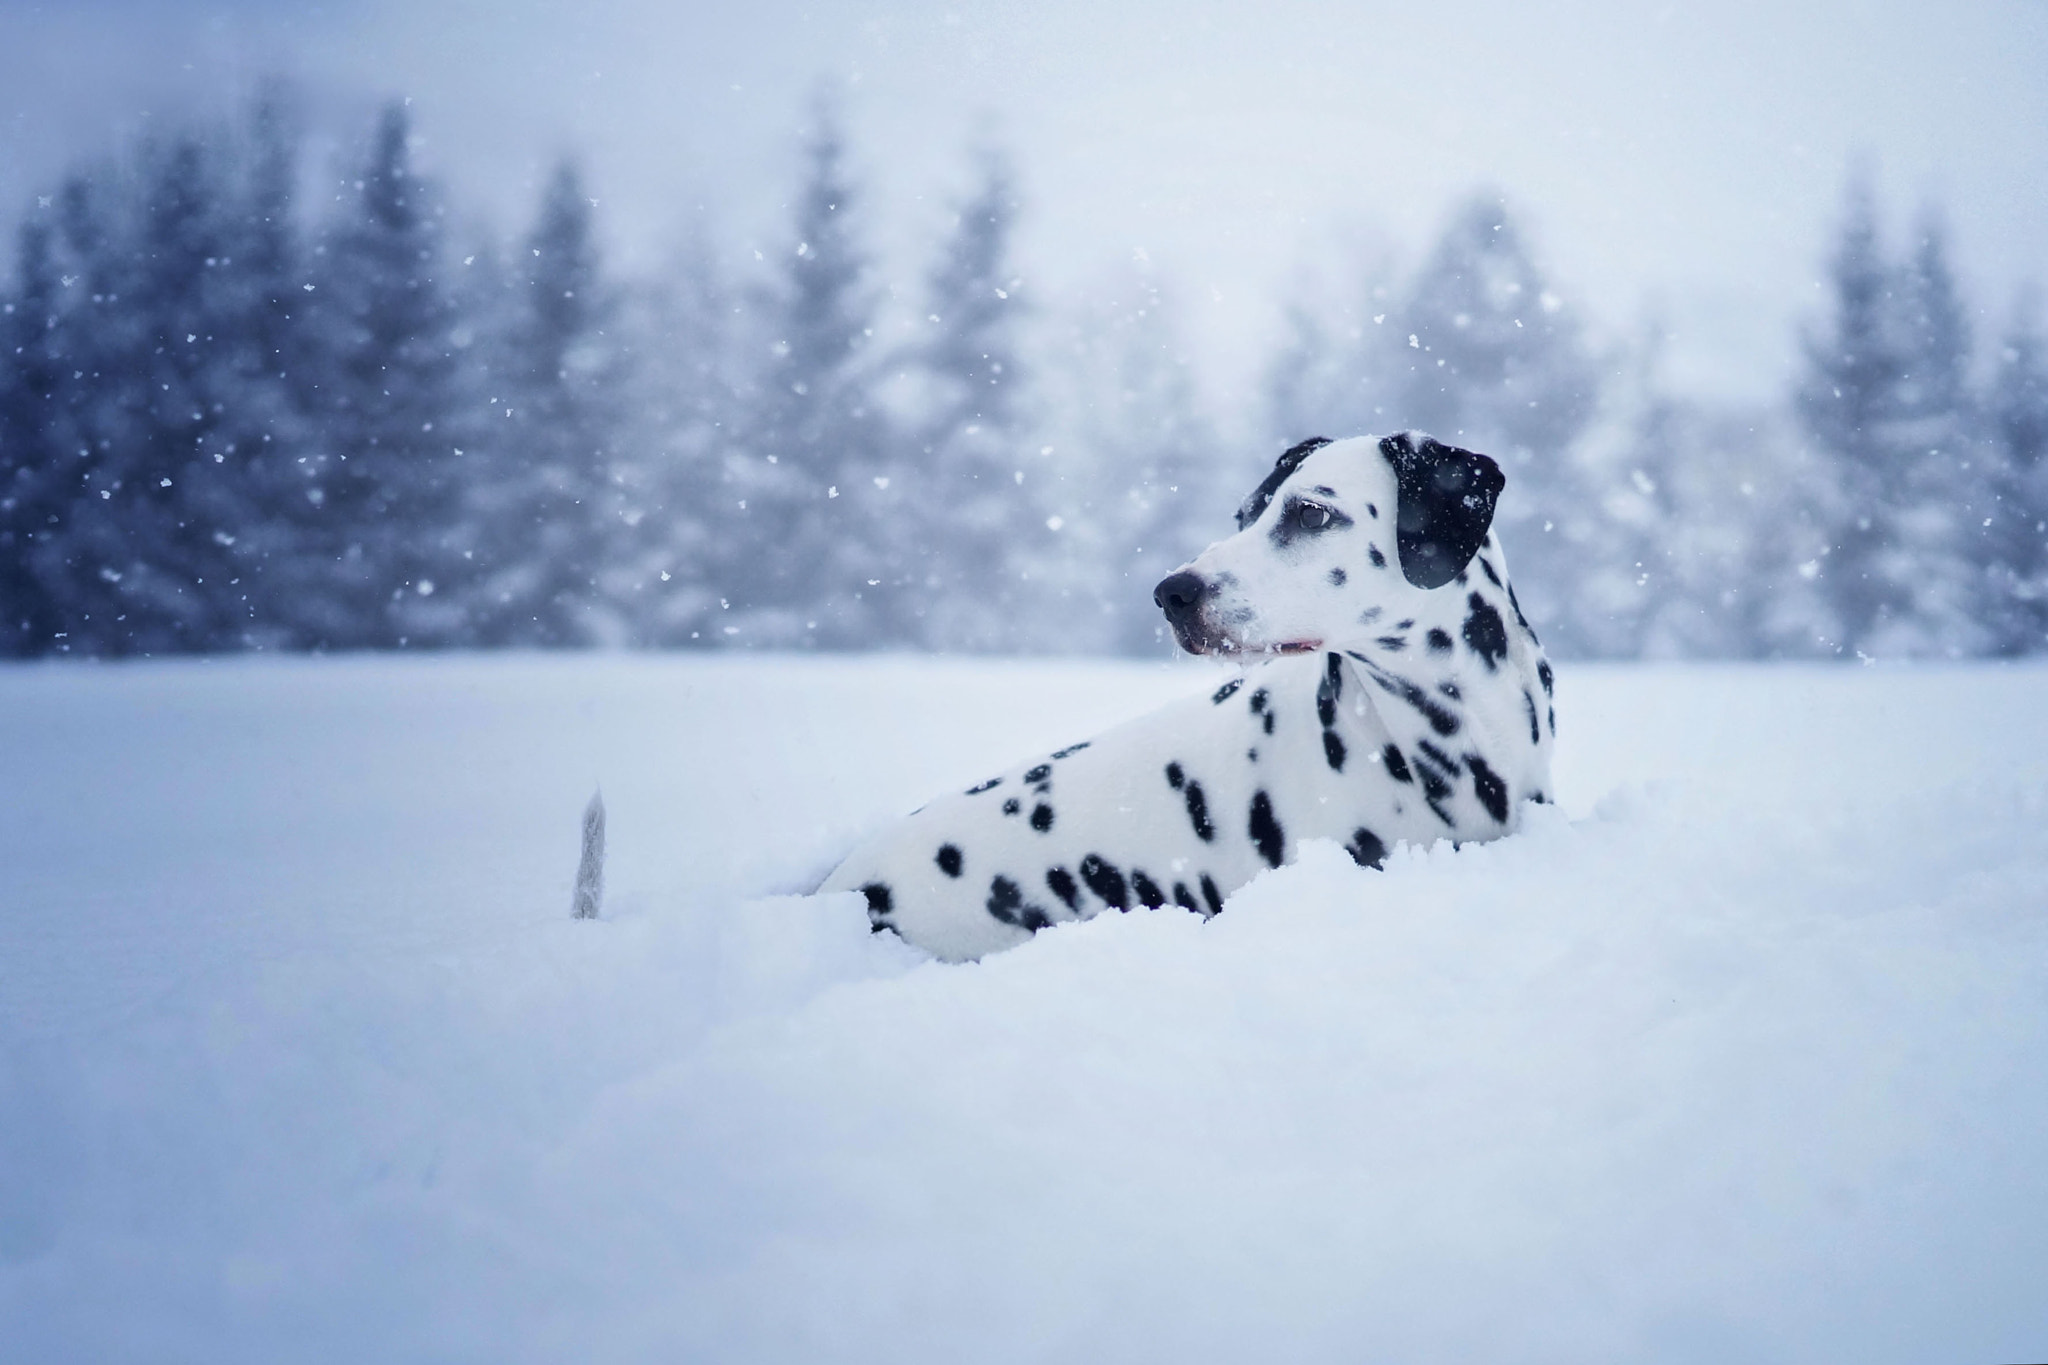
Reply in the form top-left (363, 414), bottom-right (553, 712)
top-left (2, 88), bottom-right (2044, 660)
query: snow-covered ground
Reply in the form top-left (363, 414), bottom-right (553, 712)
top-left (3, 653), bottom-right (2045, 1362)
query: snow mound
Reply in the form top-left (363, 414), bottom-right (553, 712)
top-left (2, 655), bottom-right (2045, 1362)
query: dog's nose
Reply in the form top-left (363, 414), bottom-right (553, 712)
top-left (1153, 570), bottom-right (1209, 623)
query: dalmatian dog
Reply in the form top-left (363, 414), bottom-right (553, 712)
top-left (820, 432), bottom-right (1556, 962)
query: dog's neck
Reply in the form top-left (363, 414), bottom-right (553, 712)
top-left (1322, 622), bottom-right (1496, 790)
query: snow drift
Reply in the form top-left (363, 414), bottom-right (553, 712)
top-left (2, 654), bottom-right (2045, 1362)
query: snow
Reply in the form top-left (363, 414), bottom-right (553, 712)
top-left (3, 653), bottom-right (2046, 1362)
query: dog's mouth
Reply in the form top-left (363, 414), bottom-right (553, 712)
top-left (1178, 632), bottom-right (1324, 657)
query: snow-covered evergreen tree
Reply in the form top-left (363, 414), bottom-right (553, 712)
top-left (716, 97), bottom-right (897, 647)
top-left (1796, 183), bottom-right (1983, 658)
top-left (1048, 264), bottom-right (1229, 655)
top-left (20, 138), bottom-right (263, 656)
top-left (1394, 194), bottom-right (1600, 653)
top-left (1981, 290), bottom-right (2048, 654)
top-left (0, 216), bottom-right (69, 656)
top-left (294, 101), bottom-right (471, 649)
top-left (209, 87), bottom-right (317, 649)
top-left (621, 232), bottom-right (740, 646)
top-left (897, 145), bottom-right (1059, 651)
top-left (463, 160), bottom-right (632, 646)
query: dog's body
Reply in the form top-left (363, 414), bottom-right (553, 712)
top-left (821, 433), bottom-right (1555, 961)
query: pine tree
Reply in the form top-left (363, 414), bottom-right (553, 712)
top-left (295, 102), bottom-right (470, 648)
top-left (0, 217), bottom-right (68, 655)
top-left (467, 160), bottom-right (630, 645)
top-left (1894, 212), bottom-right (1986, 654)
top-left (623, 232), bottom-right (739, 646)
top-left (20, 141), bottom-right (252, 656)
top-left (1395, 194), bottom-right (1599, 653)
top-left (212, 86), bottom-right (316, 649)
top-left (1050, 268), bottom-right (1228, 656)
top-left (724, 94), bottom-right (893, 648)
top-left (28, 169), bottom-right (139, 654)
top-left (902, 146), bottom-right (1052, 651)
top-left (1796, 183), bottom-right (1982, 657)
top-left (1982, 290), bottom-right (2048, 654)
top-left (125, 133), bottom-right (263, 653)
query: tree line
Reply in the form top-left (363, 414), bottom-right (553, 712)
top-left (1264, 188), bottom-right (2048, 660)
top-left (2, 89), bottom-right (2045, 661)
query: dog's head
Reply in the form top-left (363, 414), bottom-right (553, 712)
top-left (1154, 432), bottom-right (1505, 656)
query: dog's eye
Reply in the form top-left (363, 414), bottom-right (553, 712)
top-left (1297, 503), bottom-right (1331, 531)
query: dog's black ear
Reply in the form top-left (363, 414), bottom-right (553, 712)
top-left (1379, 432), bottom-right (1504, 589)
top-left (1236, 436), bottom-right (1332, 530)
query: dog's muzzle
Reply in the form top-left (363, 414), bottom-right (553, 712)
top-left (1154, 570), bottom-right (1218, 653)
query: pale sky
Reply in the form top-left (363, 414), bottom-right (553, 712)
top-left (3, 0), bottom-right (2044, 414)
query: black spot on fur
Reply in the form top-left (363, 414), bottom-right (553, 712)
top-left (1417, 764), bottom-right (1456, 827)
top-left (1368, 543), bottom-right (1388, 569)
top-left (1358, 659), bottom-right (1461, 736)
top-left (935, 844), bottom-right (963, 878)
top-left (1462, 593), bottom-right (1508, 671)
top-left (1382, 744), bottom-right (1413, 783)
top-left (1249, 790), bottom-right (1285, 868)
top-left (1080, 854), bottom-right (1129, 910)
top-left (1326, 730), bottom-right (1349, 771)
top-left (1002, 797), bottom-right (1021, 816)
top-left (1318, 653), bottom-right (1343, 725)
top-left (1030, 803), bottom-right (1055, 832)
top-left (1523, 690), bottom-right (1541, 744)
top-left (1427, 628), bottom-right (1453, 654)
top-left (1130, 871), bottom-right (1166, 909)
top-left (1185, 781), bottom-right (1215, 842)
top-left (1024, 763), bottom-right (1051, 784)
top-left (1477, 556), bottom-right (1503, 587)
top-left (860, 883), bottom-right (893, 917)
top-left (1368, 503), bottom-right (1379, 518)
top-left (1200, 874), bottom-right (1225, 917)
top-left (966, 777), bottom-right (1001, 795)
top-left (1236, 436), bottom-right (1332, 529)
top-left (1376, 635), bottom-right (1408, 651)
top-left (1346, 828), bottom-right (1388, 869)
top-left (1467, 755), bottom-right (1509, 823)
top-left (1173, 882), bottom-right (1198, 912)
top-left (1165, 761), bottom-right (1185, 789)
top-left (1263, 712), bottom-right (1275, 735)
top-left (1328, 566), bottom-right (1348, 587)
top-left (986, 876), bottom-right (1053, 932)
top-left (1538, 658), bottom-right (1554, 697)
top-left (1051, 741), bottom-right (1091, 759)
top-left (1438, 680), bottom-right (1461, 700)
top-left (1212, 677), bottom-right (1244, 705)
top-left (1248, 748), bottom-right (1258, 762)
top-left (1046, 866), bottom-right (1080, 910)
top-left (1416, 740), bottom-right (1462, 775)
top-left (1249, 687), bottom-right (1269, 714)
top-left (1508, 582), bottom-right (1540, 643)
